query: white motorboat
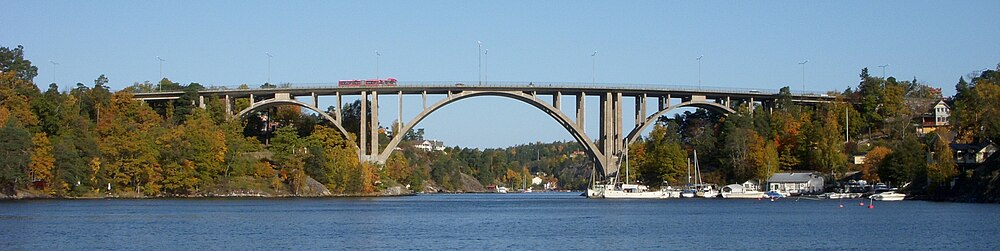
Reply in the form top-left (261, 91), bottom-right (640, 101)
top-left (871, 191), bottom-right (906, 201)
top-left (496, 186), bottom-right (508, 194)
top-left (602, 184), bottom-right (669, 199)
top-left (720, 184), bottom-right (766, 199)
top-left (698, 187), bottom-right (719, 198)
top-left (681, 189), bottom-right (697, 198)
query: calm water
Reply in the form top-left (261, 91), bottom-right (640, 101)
top-left (2, 193), bottom-right (999, 250)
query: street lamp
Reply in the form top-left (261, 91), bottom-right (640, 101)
top-left (696, 55), bottom-right (703, 88)
top-left (477, 41), bottom-right (482, 84)
top-left (591, 51), bottom-right (597, 84)
top-left (156, 56), bottom-right (165, 80)
top-left (375, 50), bottom-right (380, 80)
top-left (48, 60), bottom-right (58, 84)
top-left (878, 64), bottom-right (889, 79)
top-left (798, 60), bottom-right (808, 93)
top-left (266, 52), bottom-right (273, 84)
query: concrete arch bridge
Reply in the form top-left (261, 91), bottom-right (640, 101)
top-left (134, 82), bottom-right (834, 178)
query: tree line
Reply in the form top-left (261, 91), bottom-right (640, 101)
top-left (2, 44), bottom-right (997, 197)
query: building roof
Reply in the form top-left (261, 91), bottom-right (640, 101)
top-left (767, 172), bottom-right (820, 183)
top-left (951, 142), bottom-right (997, 152)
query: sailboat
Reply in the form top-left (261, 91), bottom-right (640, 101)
top-left (681, 157), bottom-right (697, 198)
top-left (692, 150), bottom-right (719, 198)
top-left (601, 144), bottom-right (669, 199)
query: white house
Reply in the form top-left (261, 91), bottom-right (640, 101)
top-left (414, 140), bottom-right (446, 151)
top-left (531, 176), bottom-right (543, 185)
top-left (918, 100), bottom-right (950, 134)
top-left (767, 172), bottom-right (825, 195)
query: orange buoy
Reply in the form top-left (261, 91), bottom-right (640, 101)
top-left (859, 202), bottom-right (865, 206)
top-left (868, 205), bottom-right (874, 209)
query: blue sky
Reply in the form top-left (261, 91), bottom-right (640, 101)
top-left (4, 1), bottom-right (998, 148)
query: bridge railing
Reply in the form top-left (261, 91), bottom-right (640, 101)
top-left (139, 81), bottom-right (830, 97)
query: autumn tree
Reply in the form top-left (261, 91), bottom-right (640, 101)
top-left (96, 91), bottom-right (163, 195)
top-left (925, 129), bottom-right (957, 194)
top-left (28, 133), bottom-right (55, 193)
top-left (862, 146), bottom-right (892, 182)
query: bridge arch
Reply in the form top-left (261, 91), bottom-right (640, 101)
top-left (625, 101), bottom-right (735, 146)
top-left (377, 90), bottom-right (608, 174)
top-left (235, 99), bottom-right (360, 152)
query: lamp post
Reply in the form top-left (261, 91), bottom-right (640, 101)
top-left (375, 50), bottom-right (380, 80)
top-left (266, 52), bottom-right (273, 84)
top-left (591, 51), bottom-right (597, 84)
top-left (798, 60), bottom-right (808, 93)
top-left (48, 60), bottom-right (58, 84)
top-left (477, 41), bottom-right (482, 84)
top-left (696, 55), bottom-right (703, 88)
top-left (878, 64), bottom-right (889, 79)
top-left (156, 56), bottom-right (165, 80)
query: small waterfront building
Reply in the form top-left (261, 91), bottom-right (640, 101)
top-left (531, 176), bottom-right (543, 185)
top-left (767, 172), bottom-right (825, 195)
top-left (741, 180), bottom-right (761, 192)
top-left (951, 142), bottom-right (997, 165)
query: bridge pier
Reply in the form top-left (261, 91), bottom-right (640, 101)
top-left (360, 91), bottom-right (368, 160)
top-left (370, 91), bottom-right (379, 158)
top-left (224, 95), bottom-right (231, 118)
top-left (598, 92), bottom-right (624, 176)
top-left (335, 92), bottom-right (342, 122)
top-left (576, 92), bottom-right (585, 131)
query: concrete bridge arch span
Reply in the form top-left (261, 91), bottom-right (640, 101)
top-left (624, 100), bottom-right (736, 147)
top-left (376, 90), bottom-right (609, 176)
top-left (235, 99), bottom-right (360, 153)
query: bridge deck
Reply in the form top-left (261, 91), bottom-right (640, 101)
top-left (132, 82), bottom-right (836, 103)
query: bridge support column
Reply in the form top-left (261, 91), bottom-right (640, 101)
top-left (576, 92), bottom-right (585, 131)
top-left (224, 95), bottom-right (231, 117)
top-left (360, 91), bottom-right (368, 159)
top-left (635, 94), bottom-right (646, 127)
top-left (599, 92), bottom-right (623, 177)
top-left (553, 91), bottom-right (561, 109)
top-left (422, 91), bottom-right (427, 109)
top-left (371, 91), bottom-right (379, 158)
top-left (249, 94), bottom-right (255, 106)
top-left (398, 91), bottom-right (403, 134)
top-left (749, 97), bottom-right (755, 117)
top-left (335, 92), bottom-right (342, 122)
top-left (199, 96), bottom-right (205, 109)
top-left (311, 92), bottom-right (318, 108)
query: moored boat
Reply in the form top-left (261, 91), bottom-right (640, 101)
top-left (720, 184), bottom-right (766, 199)
top-left (870, 191), bottom-right (906, 201)
top-left (602, 184), bottom-right (669, 199)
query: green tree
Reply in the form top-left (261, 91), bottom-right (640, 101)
top-left (0, 45), bottom-right (39, 89)
top-left (0, 119), bottom-right (32, 195)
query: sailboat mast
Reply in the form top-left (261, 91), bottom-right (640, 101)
top-left (687, 157), bottom-right (692, 185)
top-left (625, 144), bottom-right (630, 184)
top-left (694, 150), bottom-right (701, 187)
